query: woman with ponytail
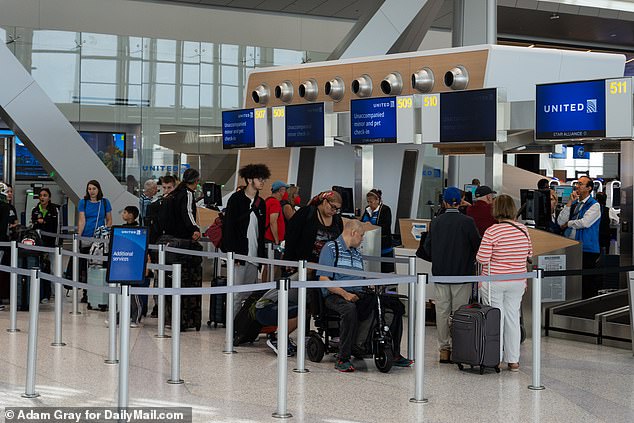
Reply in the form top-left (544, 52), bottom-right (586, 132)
top-left (361, 189), bottom-right (394, 272)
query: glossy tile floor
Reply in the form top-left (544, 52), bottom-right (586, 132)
top-left (0, 295), bottom-right (633, 423)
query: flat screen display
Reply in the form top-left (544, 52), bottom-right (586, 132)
top-left (535, 80), bottom-right (606, 140)
top-left (351, 97), bottom-right (397, 144)
top-left (15, 137), bottom-right (50, 180)
top-left (440, 88), bottom-right (497, 142)
top-left (107, 226), bottom-right (149, 285)
top-left (222, 109), bottom-right (255, 149)
top-left (555, 186), bottom-right (574, 205)
top-left (285, 103), bottom-right (325, 147)
top-left (79, 131), bottom-right (126, 182)
top-left (572, 144), bottom-right (590, 159)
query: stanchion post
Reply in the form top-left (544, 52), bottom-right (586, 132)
top-left (407, 256), bottom-right (416, 359)
top-left (155, 244), bottom-right (169, 339)
top-left (410, 274), bottom-right (428, 404)
top-left (22, 269), bottom-right (41, 398)
top-left (51, 247), bottom-right (66, 346)
top-left (105, 282), bottom-right (119, 364)
top-left (273, 278), bottom-right (292, 419)
top-left (267, 243), bottom-right (275, 283)
top-left (7, 241), bottom-right (20, 332)
top-left (223, 252), bottom-right (236, 354)
top-left (118, 284), bottom-right (131, 408)
top-left (168, 264), bottom-right (184, 384)
top-left (529, 268), bottom-right (545, 391)
top-left (70, 234), bottom-right (81, 315)
top-left (294, 260), bottom-right (308, 373)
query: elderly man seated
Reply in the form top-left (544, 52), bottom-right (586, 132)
top-left (317, 219), bottom-right (411, 372)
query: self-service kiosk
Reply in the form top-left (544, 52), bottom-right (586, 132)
top-left (607, 180), bottom-right (621, 209)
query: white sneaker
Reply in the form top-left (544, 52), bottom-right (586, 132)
top-left (104, 319), bottom-right (109, 327)
top-left (0, 305), bottom-right (5, 311)
top-left (130, 322), bottom-right (140, 328)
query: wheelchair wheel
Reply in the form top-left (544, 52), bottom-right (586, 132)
top-left (307, 333), bottom-right (325, 363)
top-left (374, 346), bottom-right (394, 373)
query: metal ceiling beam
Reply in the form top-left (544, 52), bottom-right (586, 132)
top-left (387, 0), bottom-right (445, 54)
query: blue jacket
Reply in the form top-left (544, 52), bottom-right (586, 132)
top-left (571, 197), bottom-right (600, 254)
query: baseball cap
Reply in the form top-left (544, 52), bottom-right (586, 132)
top-left (475, 185), bottom-right (496, 198)
top-left (271, 180), bottom-right (289, 193)
top-left (443, 187), bottom-right (462, 206)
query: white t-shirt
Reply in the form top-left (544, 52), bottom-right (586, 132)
top-left (247, 197), bottom-right (259, 258)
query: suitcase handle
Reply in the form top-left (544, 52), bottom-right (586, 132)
top-left (466, 303), bottom-right (483, 309)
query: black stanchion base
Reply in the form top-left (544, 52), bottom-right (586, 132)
top-left (223, 350), bottom-right (236, 354)
top-left (528, 385), bottom-right (545, 391)
top-left (104, 359), bottom-right (119, 365)
top-left (167, 379), bottom-right (184, 385)
top-left (6, 329), bottom-right (21, 333)
top-left (22, 393), bottom-right (40, 399)
top-left (69, 311), bottom-right (82, 315)
top-left (272, 412), bottom-right (292, 419)
top-left (154, 334), bottom-right (171, 339)
top-left (409, 398), bottom-right (429, 404)
top-left (51, 342), bottom-right (67, 347)
top-left (292, 368), bottom-right (309, 373)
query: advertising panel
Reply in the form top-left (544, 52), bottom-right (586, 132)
top-left (107, 226), bottom-right (149, 285)
top-left (351, 97), bottom-right (397, 144)
top-left (535, 80), bottom-right (606, 140)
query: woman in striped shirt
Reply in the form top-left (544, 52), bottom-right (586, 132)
top-left (476, 194), bottom-right (532, 372)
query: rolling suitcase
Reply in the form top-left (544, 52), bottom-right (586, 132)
top-left (87, 267), bottom-right (109, 311)
top-left (208, 277), bottom-right (226, 328)
top-left (451, 303), bottom-right (501, 374)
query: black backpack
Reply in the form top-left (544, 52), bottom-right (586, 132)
top-left (145, 197), bottom-right (165, 244)
top-left (233, 291), bottom-right (265, 346)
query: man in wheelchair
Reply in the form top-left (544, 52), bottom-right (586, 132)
top-left (317, 219), bottom-right (412, 372)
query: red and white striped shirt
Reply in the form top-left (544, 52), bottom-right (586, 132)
top-left (476, 221), bottom-right (532, 283)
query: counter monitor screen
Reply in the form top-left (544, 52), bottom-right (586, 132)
top-left (222, 109), bottom-right (256, 149)
top-left (351, 97), bottom-right (397, 144)
top-left (535, 80), bottom-right (606, 140)
top-left (332, 186), bottom-right (354, 214)
top-left (440, 88), bottom-right (497, 142)
top-left (612, 187), bottom-right (621, 208)
top-left (285, 103), bottom-right (325, 147)
top-left (555, 185), bottom-right (574, 206)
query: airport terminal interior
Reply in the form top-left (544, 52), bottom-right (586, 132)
top-left (1, 0), bottom-right (634, 422)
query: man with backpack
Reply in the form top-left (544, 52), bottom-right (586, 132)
top-left (222, 164), bottom-right (270, 316)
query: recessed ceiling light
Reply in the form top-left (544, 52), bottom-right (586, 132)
top-left (610, 33), bottom-right (617, 37)
top-left (159, 131), bottom-right (177, 135)
top-left (550, 13), bottom-right (560, 20)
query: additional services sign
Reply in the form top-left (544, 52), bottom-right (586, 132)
top-left (222, 108), bottom-right (268, 149)
top-left (107, 226), bottom-right (149, 285)
top-left (535, 77), bottom-right (633, 140)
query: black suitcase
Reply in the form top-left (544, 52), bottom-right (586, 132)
top-left (208, 277), bottom-right (226, 328)
top-left (166, 265), bottom-right (202, 332)
top-left (451, 303), bottom-right (501, 374)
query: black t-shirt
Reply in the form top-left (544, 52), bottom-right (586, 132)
top-left (310, 220), bottom-right (341, 263)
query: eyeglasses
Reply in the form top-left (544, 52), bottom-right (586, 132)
top-left (327, 200), bottom-right (341, 212)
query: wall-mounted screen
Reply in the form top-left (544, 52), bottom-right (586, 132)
top-left (555, 185), bottom-right (574, 205)
top-left (535, 80), bottom-right (606, 140)
top-left (351, 97), bottom-right (397, 144)
top-left (285, 103), bottom-right (325, 147)
top-left (79, 131), bottom-right (126, 182)
top-left (572, 144), bottom-right (590, 159)
top-left (15, 137), bottom-right (50, 180)
top-left (222, 108), bottom-right (256, 149)
top-left (440, 88), bottom-right (497, 142)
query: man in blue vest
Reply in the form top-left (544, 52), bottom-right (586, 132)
top-left (557, 176), bottom-right (601, 299)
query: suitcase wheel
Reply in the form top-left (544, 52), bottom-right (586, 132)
top-left (457, 363), bottom-right (464, 371)
top-left (207, 320), bottom-right (212, 327)
top-left (479, 366), bottom-right (485, 375)
top-left (495, 366), bottom-right (501, 373)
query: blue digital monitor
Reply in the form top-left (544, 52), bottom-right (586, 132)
top-left (79, 131), bottom-right (126, 182)
top-left (222, 109), bottom-right (255, 149)
top-left (572, 144), bottom-right (590, 159)
top-left (285, 103), bottom-right (325, 147)
top-left (464, 184), bottom-right (478, 197)
top-left (350, 97), bottom-right (397, 144)
top-left (107, 226), bottom-right (149, 285)
top-left (555, 185), bottom-right (574, 205)
top-left (535, 80), bottom-right (606, 140)
top-left (440, 88), bottom-right (497, 142)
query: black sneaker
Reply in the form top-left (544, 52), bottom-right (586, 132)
top-left (150, 305), bottom-right (158, 318)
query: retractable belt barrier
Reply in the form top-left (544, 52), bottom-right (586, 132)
top-left (61, 250), bottom-right (108, 262)
top-left (544, 264), bottom-right (634, 278)
top-left (361, 255), bottom-right (410, 264)
top-left (164, 245), bottom-right (225, 260)
top-left (0, 241), bottom-right (12, 247)
top-left (430, 272), bottom-right (537, 283)
top-left (17, 243), bottom-right (58, 254)
top-left (39, 230), bottom-right (75, 240)
top-left (0, 263), bottom-right (31, 277)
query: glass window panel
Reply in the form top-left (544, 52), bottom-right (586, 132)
top-left (81, 59), bottom-right (117, 84)
top-left (129, 60), bottom-right (142, 85)
top-left (156, 62), bottom-right (176, 83)
top-left (273, 48), bottom-right (304, 66)
top-left (221, 65), bottom-right (238, 86)
top-left (0, 27), bottom-right (6, 43)
top-left (200, 63), bottom-right (214, 84)
top-left (221, 44), bottom-right (239, 64)
top-left (200, 84), bottom-right (213, 108)
top-left (154, 84), bottom-right (175, 107)
top-left (80, 83), bottom-right (117, 105)
top-left (156, 39), bottom-right (176, 62)
top-left (221, 85), bottom-right (239, 109)
top-left (182, 85), bottom-right (200, 109)
top-left (31, 52), bottom-right (78, 103)
top-left (32, 30), bottom-right (78, 50)
top-left (129, 37), bottom-right (143, 59)
top-left (127, 85), bottom-right (143, 105)
top-left (182, 41), bottom-right (200, 63)
top-left (182, 64), bottom-right (200, 85)
top-left (81, 33), bottom-right (118, 56)
top-left (200, 42), bottom-right (214, 62)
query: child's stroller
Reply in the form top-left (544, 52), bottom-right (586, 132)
top-left (306, 286), bottom-right (396, 373)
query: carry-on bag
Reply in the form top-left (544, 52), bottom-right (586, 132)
top-left (233, 291), bottom-right (265, 346)
top-left (208, 276), bottom-right (227, 328)
top-left (87, 267), bottom-right (109, 311)
top-left (451, 302), bottom-right (501, 374)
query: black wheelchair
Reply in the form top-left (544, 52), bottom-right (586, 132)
top-left (305, 287), bottom-right (396, 373)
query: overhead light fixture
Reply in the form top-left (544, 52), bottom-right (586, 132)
top-left (549, 13), bottom-right (560, 20)
top-left (610, 33), bottom-right (617, 38)
top-left (159, 131), bottom-right (177, 135)
top-left (527, 44), bottom-right (535, 48)
top-left (586, 50), bottom-right (592, 53)
top-left (626, 58), bottom-right (634, 64)
top-left (199, 133), bottom-right (222, 138)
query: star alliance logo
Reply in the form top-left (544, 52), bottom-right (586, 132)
top-left (586, 99), bottom-right (597, 113)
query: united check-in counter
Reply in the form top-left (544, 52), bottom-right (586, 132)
top-left (394, 218), bottom-right (582, 337)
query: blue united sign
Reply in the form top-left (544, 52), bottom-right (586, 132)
top-left (222, 109), bottom-right (256, 149)
top-left (350, 97), bottom-right (397, 144)
top-left (107, 226), bottom-right (149, 285)
top-left (535, 80), bottom-right (606, 140)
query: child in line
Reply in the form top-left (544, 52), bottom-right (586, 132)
top-left (119, 205), bottom-right (149, 327)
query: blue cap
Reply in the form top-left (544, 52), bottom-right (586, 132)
top-left (271, 180), bottom-right (289, 193)
top-left (443, 187), bottom-right (462, 206)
